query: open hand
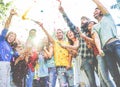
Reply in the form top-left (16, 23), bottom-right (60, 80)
top-left (57, 0), bottom-right (61, 5)
top-left (58, 5), bottom-right (64, 13)
top-left (35, 21), bottom-right (43, 27)
top-left (10, 9), bottom-right (17, 15)
top-left (99, 50), bottom-right (105, 57)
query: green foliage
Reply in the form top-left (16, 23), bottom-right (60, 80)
top-left (0, 0), bottom-right (13, 20)
top-left (111, 0), bottom-right (120, 9)
top-left (111, 3), bottom-right (120, 9)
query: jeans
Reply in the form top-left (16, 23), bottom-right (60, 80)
top-left (72, 57), bottom-right (81, 87)
top-left (48, 67), bottom-right (57, 87)
top-left (96, 55), bottom-right (114, 87)
top-left (81, 58), bottom-right (97, 87)
top-left (33, 76), bottom-right (49, 87)
top-left (103, 40), bottom-right (120, 87)
top-left (0, 62), bottom-right (11, 87)
top-left (26, 69), bottom-right (34, 87)
top-left (113, 40), bottom-right (120, 67)
top-left (56, 67), bottom-right (74, 87)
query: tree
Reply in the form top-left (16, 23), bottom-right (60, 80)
top-left (0, 0), bottom-right (13, 20)
top-left (111, 0), bottom-right (120, 9)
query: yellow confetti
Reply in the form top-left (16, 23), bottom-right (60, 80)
top-left (22, 7), bottom-right (32, 20)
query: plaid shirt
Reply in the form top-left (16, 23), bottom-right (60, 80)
top-left (62, 12), bottom-right (94, 59)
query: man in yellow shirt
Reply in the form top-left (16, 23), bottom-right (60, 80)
top-left (36, 22), bottom-right (74, 87)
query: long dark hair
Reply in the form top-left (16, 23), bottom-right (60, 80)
top-left (87, 21), bottom-right (97, 37)
top-left (6, 32), bottom-right (16, 44)
top-left (66, 30), bottom-right (77, 45)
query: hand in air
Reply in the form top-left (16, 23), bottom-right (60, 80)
top-left (10, 9), bottom-right (17, 15)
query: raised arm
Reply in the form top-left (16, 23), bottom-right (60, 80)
top-left (61, 38), bottom-right (79, 50)
top-left (58, 1), bottom-right (78, 34)
top-left (92, 31), bottom-right (104, 56)
top-left (92, 0), bottom-right (109, 14)
top-left (77, 27), bottom-right (94, 44)
top-left (36, 21), bottom-right (54, 44)
top-left (4, 9), bottom-right (17, 29)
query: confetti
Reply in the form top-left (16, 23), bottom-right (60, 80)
top-left (22, 7), bottom-right (31, 20)
top-left (40, 10), bottom-right (43, 12)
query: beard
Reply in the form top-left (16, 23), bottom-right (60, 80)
top-left (81, 22), bottom-right (88, 28)
top-left (81, 22), bottom-right (89, 33)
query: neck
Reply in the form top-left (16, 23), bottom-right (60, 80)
top-left (96, 16), bottom-right (102, 22)
top-left (71, 38), bottom-right (76, 42)
top-left (58, 38), bottom-right (63, 41)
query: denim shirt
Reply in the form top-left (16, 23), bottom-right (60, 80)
top-left (0, 29), bottom-right (17, 61)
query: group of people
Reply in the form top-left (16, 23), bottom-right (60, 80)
top-left (0, 0), bottom-right (120, 87)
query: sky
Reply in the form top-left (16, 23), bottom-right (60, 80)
top-left (2, 0), bottom-right (120, 42)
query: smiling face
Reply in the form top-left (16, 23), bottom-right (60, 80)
top-left (6, 32), bottom-right (16, 43)
top-left (93, 8), bottom-right (103, 19)
top-left (81, 18), bottom-right (88, 27)
top-left (88, 21), bottom-right (96, 32)
top-left (29, 29), bottom-right (36, 38)
top-left (43, 37), bottom-right (49, 46)
top-left (66, 30), bottom-right (75, 40)
top-left (81, 16), bottom-right (89, 28)
top-left (56, 29), bottom-right (63, 40)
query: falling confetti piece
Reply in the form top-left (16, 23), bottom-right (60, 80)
top-left (22, 7), bottom-right (32, 20)
top-left (40, 10), bottom-right (43, 12)
top-left (33, 0), bottom-right (36, 3)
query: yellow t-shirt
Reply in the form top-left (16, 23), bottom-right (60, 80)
top-left (54, 40), bottom-right (69, 66)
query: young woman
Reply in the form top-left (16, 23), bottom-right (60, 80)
top-left (43, 37), bottom-right (57, 87)
top-left (0, 9), bottom-right (17, 87)
top-left (33, 43), bottom-right (49, 87)
top-left (60, 30), bottom-right (82, 87)
top-left (12, 40), bottom-right (28, 87)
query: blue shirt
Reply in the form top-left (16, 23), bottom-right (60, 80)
top-left (46, 56), bottom-right (56, 68)
top-left (0, 29), bottom-right (17, 61)
top-left (92, 14), bottom-right (117, 48)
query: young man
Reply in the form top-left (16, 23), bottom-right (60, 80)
top-left (58, 1), bottom-right (97, 87)
top-left (36, 22), bottom-right (74, 87)
top-left (25, 29), bottom-right (38, 87)
top-left (92, 0), bottom-right (120, 86)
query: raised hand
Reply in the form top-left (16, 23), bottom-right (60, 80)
top-left (4, 9), bottom-right (17, 29)
top-left (99, 50), bottom-right (105, 57)
top-left (35, 21), bottom-right (43, 28)
top-left (57, 0), bottom-right (65, 13)
top-left (10, 9), bottom-right (17, 16)
top-left (57, 0), bottom-right (61, 5)
top-left (58, 5), bottom-right (64, 13)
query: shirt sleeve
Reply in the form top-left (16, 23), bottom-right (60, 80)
top-left (13, 51), bottom-right (19, 58)
top-left (91, 25), bottom-right (98, 35)
top-left (0, 28), bottom-right (8, 40)
top-left (62, 12), bottom-right (78, 34)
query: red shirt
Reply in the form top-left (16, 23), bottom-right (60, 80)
top-left (28, 51), bottom-right (38, 72)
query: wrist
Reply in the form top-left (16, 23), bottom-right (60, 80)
top-left (62, 11), bottom-right (66, 16)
